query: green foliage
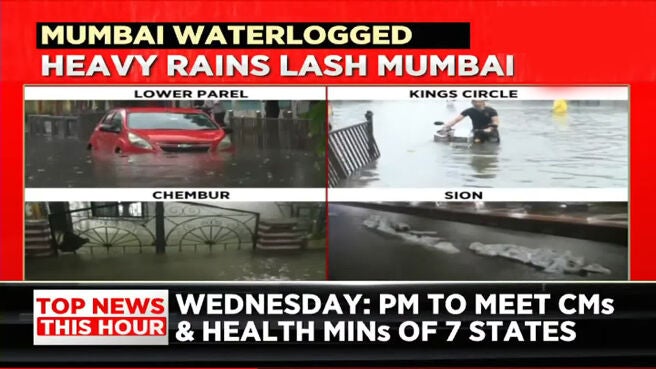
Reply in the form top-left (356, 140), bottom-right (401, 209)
top-left (302, 101), bottom-right (327, 157)
top-left (309, 203), bottom-right (327, 239)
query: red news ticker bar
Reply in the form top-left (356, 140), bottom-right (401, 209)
top-left (268, 367), bottom-right (656, 369)
top-left (36, 316), bottom-right (167, 336)
top-left (5, 366), bottom-right (656, 369)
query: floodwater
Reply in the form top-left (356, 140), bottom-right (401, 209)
top-left (328, 204), bottom-right (628, 281)
top-left (25, 136), bottom-right (325, 188)
top-left (330, 100), bottom-right (629, 188)
top-left (25, 244), bottom-right (326, 281)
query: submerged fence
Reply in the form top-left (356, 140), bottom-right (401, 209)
top-left (228, 110), bottom-right (317, 151)
top-left (25, 113), bottom-right (104, 141)
top-left (328, 111), bottom-right (380, 187)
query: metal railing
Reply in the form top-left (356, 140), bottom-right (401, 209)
top-left (42, 202), bottom-right (260, 256)
top-left (164, 202), bottom-right (260, 252)
top-left (26, 115), bottom-right (80, 138)
top-left (227, 110), bottom-right (316, 151)
top-left (26, 112), bottom-right (105, 141)
top-left (328, 111), bottom-right (380, 187)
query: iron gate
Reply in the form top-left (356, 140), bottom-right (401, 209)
top-left (43, 202), bottom-right (260, 256)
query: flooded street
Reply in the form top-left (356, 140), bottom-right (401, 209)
top-left (25, 246), bottom-right (326, 281)
top-left (328, 204), bottom-right (627, 281)
top-left (330, 100), bottom-right (628, 188)
top-left (25, 136), bottom-right (325, 187)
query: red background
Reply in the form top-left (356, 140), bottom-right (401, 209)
top-left (1, 0), bottom-right (653, 280)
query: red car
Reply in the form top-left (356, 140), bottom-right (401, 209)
top-left (87, 107), bottom-right (232, 154)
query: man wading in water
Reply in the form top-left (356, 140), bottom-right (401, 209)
top-left (203, 100), bottom-right (227, 127)
top-left (438, 100), bottom-right (501, 143)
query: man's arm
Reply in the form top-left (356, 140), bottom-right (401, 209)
top-left (483, 116), bottom-right (500, 133)
top-left (443, 114), bottom-right (465, 129)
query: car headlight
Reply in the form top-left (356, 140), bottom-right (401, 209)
top-left (218, 135), bottom-right (232, 150)
top-left (128, 132), bottom-right (152, 149)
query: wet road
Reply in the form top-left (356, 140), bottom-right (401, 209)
top-left (25, 246), bottom-right (326, 281)
top-left (328, 204), bottom-right (627, 281)
top-left (331, 100), bottom-right (628, 188)
top-left (25, 136), bottom-right (325, 188)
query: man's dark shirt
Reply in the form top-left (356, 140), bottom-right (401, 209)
top-left (461, 107), bottom-right (498, 130)
top-left (265, 101), bottom-right (280, 118)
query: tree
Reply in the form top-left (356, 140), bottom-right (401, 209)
top-left (302, 100), bottom-right (327, 157)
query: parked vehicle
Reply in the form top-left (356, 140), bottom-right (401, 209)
top-left (87, 107), bottom-right (232, 154)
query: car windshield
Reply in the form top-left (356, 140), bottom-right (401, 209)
top-left (127, 112), bottom-right (218, 130)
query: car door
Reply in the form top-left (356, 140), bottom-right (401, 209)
top-left (103, 110), bottom-right (125, 153)
top-left (93, 111), bottom-right (115, 152)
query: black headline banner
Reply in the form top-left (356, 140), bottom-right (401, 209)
top-left (36, 23), bottom-right (471, 49)
top-left (2, 283), bottom-right (655, 366)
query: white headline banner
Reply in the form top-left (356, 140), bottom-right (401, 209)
top-left (25, 188), bottom-right (326, 202)
top-left (24, 188), bottom-right (626, 202)
top-left (24, 86), bottom-right (326, 100)
top-left (328, 86), bottom-right (629, 100)
top-left (328, 188), bottom-right (628, 202)
top-left (24, 86), bottom-right (629, 101)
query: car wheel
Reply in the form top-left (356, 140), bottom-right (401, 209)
top-left (86, 143), bottom-right (92, 150)
top-left (114, 147), bottom-right (122, 154)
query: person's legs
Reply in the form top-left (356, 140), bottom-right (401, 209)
top-left (216, 111), bottom-right (226, 127)
top-left (490, 128), bottom-right (500, 143)
top-left (472, 130), bottom-right (485, 143)
top-left (213, 112), bottom-right (226, 127)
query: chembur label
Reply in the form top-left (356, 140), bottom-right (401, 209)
top-left (172, 292), bottom-right (614, 344)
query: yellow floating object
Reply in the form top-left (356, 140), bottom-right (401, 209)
top-left (552, 99), bottom-right (568, 114)
top-left (552, 113), bottom-right (568, 125)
